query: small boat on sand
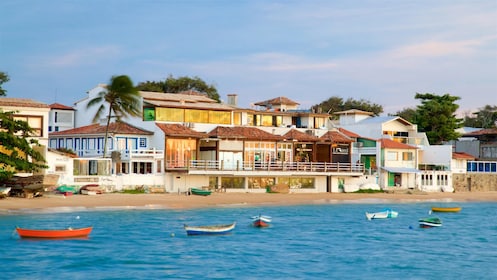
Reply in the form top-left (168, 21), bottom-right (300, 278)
top-left (365, 209), bottom-right (398, 220)
top-left (419, 217), bottom-right (442, 228)
top-left (16, 226), bottom-right (93, 239)
top-left (431, 207), bottom-right (461, 213)
top-left (0, 186), bottom-right (11, 198)
top-left (190, 188), bottom-right (212, 196)
top-left (184, 222), bottom-right (236, 235)
top-left (252, 215), bottom-right (272, 227)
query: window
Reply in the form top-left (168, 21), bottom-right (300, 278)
top-left (278, 177), bottom-right (315, 189)
top-left (387, 151), bottom-right (398, 161)
top-left (233, 112), bottom-right (242, 125)
top-left (132, 162), bottom-right (153, 174)
top-left (55, 165), bottom-right (66, 172)
top-left (156, 108), bottom-right (184, 122)
top-left (402, 152), bottom-right (413, 161)
top-left (143, 108), bottom-right (155, 121)
top-left (139, 138), bottom-right (147, 148)
top-left (166, 138), bottom-right (197, 167)
top-left (13, 115), bottom-right (43, 137)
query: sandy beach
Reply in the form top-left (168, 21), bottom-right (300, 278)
top-left (1, 191), bottom-right (497, 211)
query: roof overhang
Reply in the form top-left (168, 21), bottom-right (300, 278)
top-left (382, 167), bottom-right (420, 173)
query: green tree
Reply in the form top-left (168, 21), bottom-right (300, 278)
top-left (312, 96), bottom-right (383, 117)
top-left (391, 107), bottom-right (417, 123)
top-left (463, 105), bottom-right (497, 128)
top-left (86, 75), bottom-right (141, 157)
top-left (414, 93), bottom-right (463, 144)
top-left (137, 74), bottom-right (221, 102)
top-left (0, 71), bottom-right (10, 96)
top-left (0, 110), bottom-right (47, 182)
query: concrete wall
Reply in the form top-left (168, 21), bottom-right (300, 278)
top-left (453, 173), bottom-right (497, 192)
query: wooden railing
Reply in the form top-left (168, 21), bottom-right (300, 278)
top-left (166, 160), bottom-right (364, 173)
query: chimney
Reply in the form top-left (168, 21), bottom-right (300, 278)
top-left (227, 94), bottom-right (238, 106)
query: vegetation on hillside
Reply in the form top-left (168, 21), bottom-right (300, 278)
top-left (137, 75), bottom-right (221, 102)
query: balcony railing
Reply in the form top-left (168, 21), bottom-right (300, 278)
top-left (166, 160), bottom-right (364, 173)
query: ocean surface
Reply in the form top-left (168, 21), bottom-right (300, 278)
top-left (1, 201), bottom-right (496, 280)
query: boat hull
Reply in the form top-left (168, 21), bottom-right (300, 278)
top-left (431, 207), bottom-right (461, 213)
top-left (184, 223), bottom-right (236, 235)
top-left (365, 210), bottom-right (398, 220)
top-left (419, 217), bottom-right (442, 228)
top-left (252, 215), bottom-right (272, 227)
top-left (190, 188), bottom-right (212, 196)
top-left (16, 227), bottom-right (93, 239)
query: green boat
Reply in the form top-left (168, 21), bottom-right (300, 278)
top-left (419, 216), bottom-right (442, 228)
top-left (190, 188), bottom-right (212, 196)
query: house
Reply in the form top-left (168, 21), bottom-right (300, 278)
top-left (48, 85), bottom-right (365, 193)
top-left (334, 109), bottom-right (454, 191)
top-left (0, 97), bottom-right (51, 177)
top-left (48, 103), bottom-right (75, 132)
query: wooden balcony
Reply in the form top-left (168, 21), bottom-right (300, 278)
top-left (166, 160), bottom-right (364, 174)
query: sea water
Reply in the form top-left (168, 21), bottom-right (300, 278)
top-left (1, 202), bottom-right (496, 279)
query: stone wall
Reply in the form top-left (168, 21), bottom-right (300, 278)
top-left (453, 173), bottom-right (497, 192)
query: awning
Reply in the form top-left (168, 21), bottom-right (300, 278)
top-left (382, 167), bottom-right (421, 173)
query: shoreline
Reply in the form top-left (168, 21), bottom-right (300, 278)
top-left (1, 191), bottom-right (497, 212)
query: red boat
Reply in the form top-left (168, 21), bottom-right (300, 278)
top-left (16, 226), bottom-right (93, 239)
top-left (252, 215), bottom-right (272, 227)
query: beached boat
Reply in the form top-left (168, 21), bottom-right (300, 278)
top-left (431, 207), bottom-right (461, 213)
top-left (190, 188), bottom-right (212, 196)
top-left (419, 217), bottom-right (442, 228)
top-left (0, 186), bottom-right (11, 198)
top-left (56, 185), bottom-right (79, 195)
top-left (365, 209), bottom-right (398, 220)
top-left (80, 184), bottom-right (104, 195)
top-left (184, 222), bottom-right (236, 235)
top-left (252, 215), bottom-right (272, 227)
top-left (16, 226), bottom-right (93, 239)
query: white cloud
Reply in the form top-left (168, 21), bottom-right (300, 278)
top-left (42, 46), bottom-right (121, 68)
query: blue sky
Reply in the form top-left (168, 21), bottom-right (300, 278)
top-left (1, 0), bottom-right (496, 115)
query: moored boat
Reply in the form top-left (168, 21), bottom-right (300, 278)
top-left (0, 186), bottom-right (11, 198)
top-left (184, 222), bottom-right (236, 235)
top-left (252, 215), bottom-right (272, 227)
top-left (431, 207), bottom-right (461, 213)
top-left (419, 217), bottom-right (442, 228)
top-left (190, 188), bottom-right (212, 196)
top-left (365, 209), bottom-right (398, 220)
top-left (16, 226), bottom-right (93, 239)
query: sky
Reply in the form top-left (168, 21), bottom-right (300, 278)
top-left (1, 0), bottom-right (496, 115)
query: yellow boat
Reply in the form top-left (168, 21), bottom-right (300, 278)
top-left (431, 207), bottom-right (462, 213)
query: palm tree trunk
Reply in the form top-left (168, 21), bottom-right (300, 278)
top-left (102, 104), bottom-right (113, 157)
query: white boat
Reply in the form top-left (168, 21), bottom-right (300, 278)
top-left (184, 222), bottom-right (236, 235)
top-left (251, 215), bottom-right (272, 227)
top-left (365, 209), bottom-right (398, 220)
top-left (0, 186), bottom-right (11, 198)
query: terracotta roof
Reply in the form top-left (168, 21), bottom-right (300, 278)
top-left (282, 129), bottom-right (318, 142)
top-left (452, 152), bottom-right (476, 160)
top-left (50, 121), bottom-right (153, 136)
top-left (319, 130), bottom-right (353, 143)
top-left (380, 138), bottom-right (418, 149)
top-left (337, 127), bottom-right (361, 138)
top-left (254, 96), bottom-right (299, 106)
top-left (49, 103), bottom-right (74, 110)
top-left (209, 126), bottom-right (282, 141)
top-left (0, 97), bottom-right (49, 108)
top-left (463, 128), bottom-right (497, 136)
top-left (155, 123), bottom-right (208, 138)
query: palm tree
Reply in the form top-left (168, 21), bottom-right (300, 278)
top-left (86, 75), bottom-right (141, 157)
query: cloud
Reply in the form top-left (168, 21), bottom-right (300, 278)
top-left (389, 39), bottom-right (486, 59)
top-left (37, 46), bottom-right (121, 68)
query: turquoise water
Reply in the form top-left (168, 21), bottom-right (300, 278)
top-left (1, 202), bottom-right (496, 279)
